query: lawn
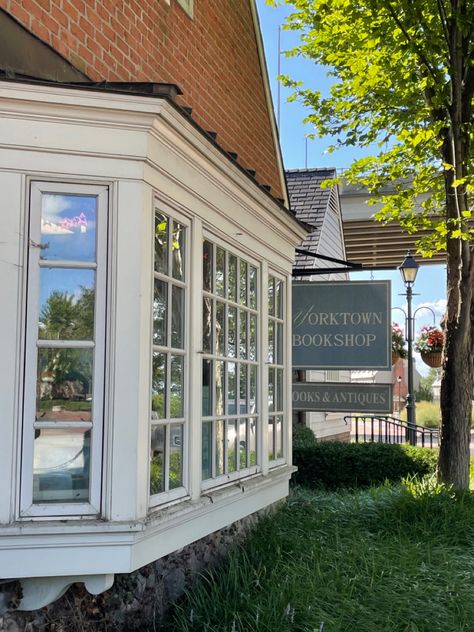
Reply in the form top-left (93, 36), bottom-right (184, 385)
top-left (166, 478), bottom-right (474, 631)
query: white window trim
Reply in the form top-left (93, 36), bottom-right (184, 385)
top-left (149, 203), bottom-right (191, 508)
top-left (20, 182), bottom-right (108, 518)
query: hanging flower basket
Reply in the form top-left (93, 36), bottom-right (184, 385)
top-left (421, 350), bottom-right (443, 368)
top-left (415, 326), bottom-right (444, 368)
top-left (391, 323), bottom-right (407, 365)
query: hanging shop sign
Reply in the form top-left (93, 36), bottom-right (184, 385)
top-left (292, 382), bottom-right (393, 414)
top-left (292, 280), bottom-right (391, 370)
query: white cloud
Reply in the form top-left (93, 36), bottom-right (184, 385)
top-left (415, 299), bottom-right (447, 317)
top-left (41, 220), bottom-right (73, 235)
top-left (42, 195), bottom-right (73, 223)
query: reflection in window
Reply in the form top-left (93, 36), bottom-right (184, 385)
top-left (201, 240), bottom-right (259, 483)
top-left (33, 429), bottom-right (90, 503)
top-left (38, 268), bottom-right (95, 341)
top-left (36, 348), bottom-right (93, 421)
top-left (150, 209), bottom-right (187, 501)
top-left (268, 275), bottom-right (286, 463)
top-left (40, 194), bottom-right (97, 262)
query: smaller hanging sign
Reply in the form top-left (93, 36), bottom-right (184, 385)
top-left (292, 382), bottom-right (393, 414)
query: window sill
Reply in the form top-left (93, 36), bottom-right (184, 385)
top-left (0, 466), bottom-right (295, 579)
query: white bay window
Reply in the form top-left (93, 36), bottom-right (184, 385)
top-left (0, 83), bottom-right (305, 598)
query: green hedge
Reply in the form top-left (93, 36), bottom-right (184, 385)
top-left (293, 441), bottom-right (438, 490)
top-left (292, 423), bottom-right (318, 449)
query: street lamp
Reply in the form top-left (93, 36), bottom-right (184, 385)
top-left (399, 251), bottom-right (419, 445)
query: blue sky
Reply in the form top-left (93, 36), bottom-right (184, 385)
top-left (256, 1), bottom-right (446, 375)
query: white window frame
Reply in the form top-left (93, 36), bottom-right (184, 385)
top-left (268, 271), bottom-right (287, 468)
top-left (201, 235), bottom-right (261, 492)
top-left (20, 182), bottom-right (108, 518)
top-left (149, 203), bottom-right (190, 507)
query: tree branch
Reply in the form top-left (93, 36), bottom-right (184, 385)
top-left (384, 1), bottom-right (441, 84)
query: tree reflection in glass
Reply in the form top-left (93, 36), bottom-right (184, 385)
top-left (172, 222), bottom-right (185, 281)
top-left (155, 213), bottom-right (168, 275)
top-left (39, 269), bottom-right (95, 341)
top-left (36, 348), bottom-right (93, 421)
top-left (150, 425), bottom-right (165, 495)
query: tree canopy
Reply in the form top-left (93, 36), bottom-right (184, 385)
top-left (272, 0), bottom-right (474, 488)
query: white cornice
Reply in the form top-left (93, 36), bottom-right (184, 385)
top-left (0, 81), bottom-right (306, 253)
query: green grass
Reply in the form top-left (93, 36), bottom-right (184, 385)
top-left (166, 479), bottom-right (474, 631)
top-left (400, 401), bottom-right (474, 429)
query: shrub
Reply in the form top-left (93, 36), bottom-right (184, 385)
top-left (292, 441), bottom-right (438, 489)
top-left (292, 423), bottom-right (317, 449)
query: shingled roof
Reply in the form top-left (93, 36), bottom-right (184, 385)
top-left (286, 168), bottom-right (340, 271)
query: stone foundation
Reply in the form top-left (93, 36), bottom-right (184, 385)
top-left (0, 502), bottom-right (280, 631)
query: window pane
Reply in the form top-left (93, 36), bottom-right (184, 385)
top-left (268, 276), bottom-right (275, 316)
top-left (40, 194), bottom-right (96, 262)
top-left (268, 319), bottom-right (274, 364)
top-left (239, 364), bottom-right (248, 414)
top-left (153, 279), bottom-right (167, 347)
top-left (276, 322), bottom-right (284, 365)
top-left (39, 269), bottom-right (95, 341)
top-left (227, 421), bottom-right (237, 473)
top-left (203, 240), bottom-right (213, 292)
top-left (216, 247), bottom-right (225, 297)
top-left (202, 421), bottom-right (212, 480)
top-left (171, 285), bottom-right (185, 348)
top-left (203, 298), bottom-right (213, 353)
top-left (239, 419), bottom-right (247, 469)
top-left (36, 348), bottom-right (93, 422)
top-left (249, 314), bottom-right (257, 361)
top-left (239, 310), bottom-right (248, 360)
top-left (215, 361), bottom-right (225, 416)
top-left (239, 260), bottom-right (247, 305)
top-left (268, 418), bottom-right (275, 461)
top-left (277, 368), bottom-right (284, 412)
top-left (150, 425), bottom-right (165, 495)
top-left (228, 306), bottom-right (237, 358)
top-left (155, 212), bottom-right (169, 274)
top-left (249, 419), bottom-right (257, 466)
top-left (228, 254), bottom-right (237, 303)
top-left (228, 362), bottom-right (237, 415)
top-left (249, 266), bottom-right (257, 309)
top-left (33, 428), bottom-right (90, 503)
top-left (249, 365), bottom-right (257, 414)
top-left (170, 355), bottom-right (184, 418)
top-left (172, 221), bottom-right (185, 281)
top-left (152, 353), bottom-right (166, 419)
top-left (216, 302), bottom-right (225, 355)
top-left (169, 424), bottom-right (183, 489)
top-left (276, 415), bottom-right (284, 459)
top-left (275, 278), bottom-right (283, 318)
top-left (202, 359), bottom-right (212, 417)
top-left (268, 367), bottom-right (275, 413)
top-left (216, 420), bottom-right (225, 476)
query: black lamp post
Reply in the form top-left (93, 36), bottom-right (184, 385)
top-left (399, 252), bottom-right (419, 445)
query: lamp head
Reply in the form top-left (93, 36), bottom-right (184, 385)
top-left (399, 251), bottom-right (419, 285)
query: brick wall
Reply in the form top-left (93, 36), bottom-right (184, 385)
top-left (0, 0), bottom-right (283, 198)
